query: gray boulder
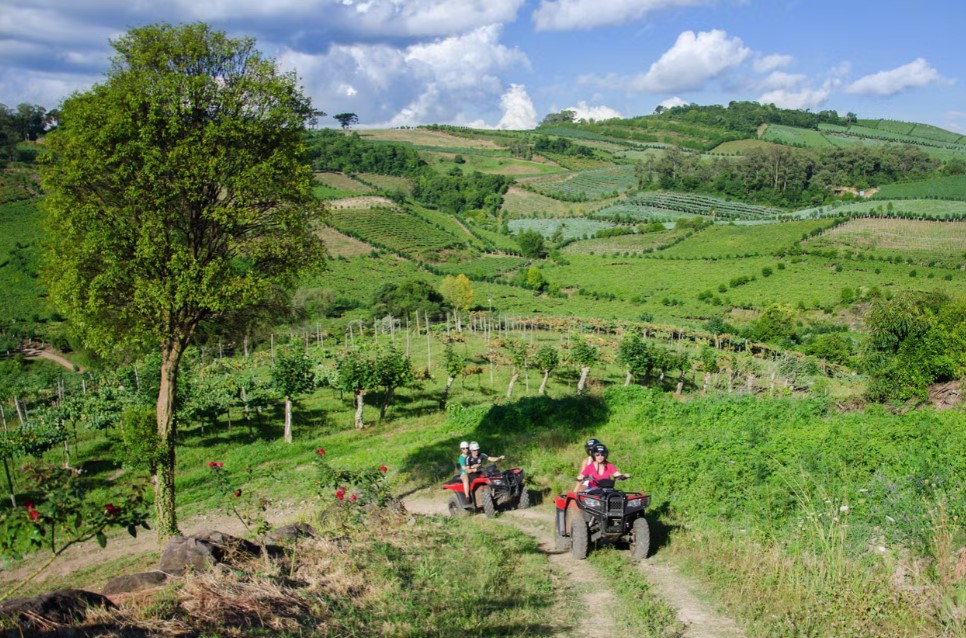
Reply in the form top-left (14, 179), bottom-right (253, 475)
top-left (103, 570), bottom-right (169, 596)
top-left (159, 531), bottom-right (261, 576)
top-left (0, 588), bottom-right (114, 629)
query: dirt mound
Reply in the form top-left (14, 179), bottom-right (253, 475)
top-left (928, 380), bottom-right (962, 410)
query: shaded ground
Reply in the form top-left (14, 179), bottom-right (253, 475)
top-left (403, 489), bottom-right (746, 638)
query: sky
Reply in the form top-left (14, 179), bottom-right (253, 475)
top-left (2, 0), bottom-right (964, 132)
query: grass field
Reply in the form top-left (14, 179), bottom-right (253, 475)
top-left (872, 175), bottom-right (966, 201)
top-left (561, 229), bottom-right (689, 255)
top-left (328, 207), bottom-right (466, 257)
top-left (357, 172), bottom-right (412, 194)
top-left (508, 217), bottom-right (617, 240)
top-left (804, 218), bottom-right (966, 264)
top-left (314, 171), bottom-right (373, 193)
top-left (659, 220), bottom-right (832, 258)
top-left (502, 186), bottom-right (619, 218)
top-left (524, 165), bottom-right (638, 200)
top-left (792, 199), bottom-right (966, 219)
top-left (358, 128), bottom-right (504, 149)
top-left (0, 199), bottom-right (50, 327)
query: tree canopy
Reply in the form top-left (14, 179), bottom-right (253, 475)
top-left (42, 22), bottom-right (326, 538)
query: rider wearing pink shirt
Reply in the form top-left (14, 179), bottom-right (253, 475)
top-left (576, 444), bottom-right (629, 490)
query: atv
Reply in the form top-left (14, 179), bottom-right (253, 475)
top-left (553, 477), bottom-right (650, 560)
top-left (443, 464), bottom-right (530, 517)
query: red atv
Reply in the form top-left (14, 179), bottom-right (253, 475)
top-left (553, 477), bottom-right (650, 560)
top-left (443, 464), bottom-right (530, 517)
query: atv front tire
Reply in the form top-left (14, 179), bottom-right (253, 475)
top-left (481, 487), bottom-right (497, 518)
top-left (518, 488), bottom-right (531, 510)
top-left (448, 494), bottom-right (468, 517)
top-left (570, 518), bottom-right (589, 559)
top-left (630, 517), bottom-right (650, 560)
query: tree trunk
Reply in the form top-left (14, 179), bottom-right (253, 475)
top-left (354, 389), bottom-right (366, 428)
top-left (380, 387), bottom-right (394, 420)
top-left (577, 366), bottom-right (590, 394)
top-left (506, 372), bottom-right (519, 399)
top-left (703, 372), bottom-right (711, 395)
top-left (624, 371), bottom-right (633, 387)
top-left (538, 370), bottom-right (550, 395)
top-left (440, 376), bottom-right (455, 410)
top-left (675, 370), bottom-right (686, 396)
top-left (156, 340), bottom-right (184, 542)
top-left (283, 397), bottom-right (293, 443)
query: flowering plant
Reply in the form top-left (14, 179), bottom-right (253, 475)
top-left (206, 461), bottom-right (270, 537)
top-left (0, 463), bottom-right (149, 601)
top-left (313, 449), bottom-right (393, 531)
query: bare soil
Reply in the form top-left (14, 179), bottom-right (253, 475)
top-left (403, 489), bottom-right (746, 638)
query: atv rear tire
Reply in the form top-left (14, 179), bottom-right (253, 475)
top-left (481, 487), bottom-right (497, 518)
top-left (570, 517), bottom-right (589, 559)
top-left (448, 494), bottom-right (468, 517)
top-left (630, 517), bottom-right (650, 560)
top-left (518, 488), bottom-right (531, 510)
top-left (555, 520), bottom-right (571, 550)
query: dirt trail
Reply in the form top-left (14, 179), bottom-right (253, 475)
top-left (20, 345), bottom-right (82, 373)
top-left (403, 490), bottom-right (745, 638)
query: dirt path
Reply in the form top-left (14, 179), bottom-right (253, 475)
top-left (20, 345), bottom-right (82, 373)
top-left (403, 490), bottom-right (745, 638)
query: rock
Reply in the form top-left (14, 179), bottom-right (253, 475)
top-left (158, 536), bottom-right (218, 576)
top-left (102, 571), bottom-right (169, 596)
top-left (259, 523), bottom-right (317, 544)
top-left (0, 589), bottom-right (114, 629)
top-left (159, 531), bottom-right (261, 576)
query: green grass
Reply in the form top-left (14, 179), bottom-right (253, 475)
top-left (561, 229), bottom-right (689, 255)
top-left (792, 199), bottom-right (966, 219)
top-left (328, 207), bottom-right (467, 257)
top-left (660, 220), bottom-right (831, 258)
top-left (0, 199), bottom-right (52, 329)
top-left (508, 217), bottom-right (616, 240)
top-left (803, 218), bottom-right (966, 265)
top-left (872, 175), bottom-right (966, 201)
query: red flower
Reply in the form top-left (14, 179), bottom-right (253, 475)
top-left (28, 508), bottom-right (40, 521)
top-left (379, 466), bottom-right (388, 473)
top-left (233, 490), bottom-right (242, 498)
top-left (104, 504), bottom-right (120, 516)
top-left (208, 461), bottom-right (223, 469)
top-left (335, 488), bottom-right (345, 500)
top-left (349, 493), bottom-right (357, 502)
top-left (316, 448), bottom-right (326, 456)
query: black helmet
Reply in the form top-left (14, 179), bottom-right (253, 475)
top-left (584, 438), bottom-right (601, 455)
top-left (592, 444), bottom-right (608, 459)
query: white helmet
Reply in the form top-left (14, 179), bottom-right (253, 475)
top-left (469, 441), bottom-right (480, 451)
top-left (460, 441), bottom-right (469, 449)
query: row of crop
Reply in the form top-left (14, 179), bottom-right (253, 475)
top-left (625, 192), bottom-right (783, 218)
top-left (590, 205), bottom-right (697, 223)
top-left (872, 175), bottom-right (966, 201)
top-left (523, 165), bottom-right (638, 201)
top-left (819, 123), bottom-right (966, 151)
top-left (507, 217), bottom-right (617, 240)
top-left (329, 208), bottom-right (465, 254)
top-left (855, 119), bottom-right (966, 145)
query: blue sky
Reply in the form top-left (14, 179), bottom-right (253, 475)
top-left (1, 0), bottom-right (963, 132)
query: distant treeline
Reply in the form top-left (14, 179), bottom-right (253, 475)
top-left (305, 129), bottom-right (512, 214)
top-left (653, 101), bottom-right (851, 136)
top-left (639, 143), bottom-right (939, 208)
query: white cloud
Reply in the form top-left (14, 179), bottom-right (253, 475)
top-left (532, 0), bottom-right (706, 31)
top-left (277, 26), bottom-right (528, 127)
top-left (659, 96), bottom-right (687, 110)
top-left (172, 0), bottom-right (526, 38)
top-left (757, 86), bottom-right (830, 110)
top-left (845, 58), bottom-right (946, 97)
top-left (568, 101), bottom-right (621, 121)
top-left (630, 30), bottom-right (751, 93)
top-left (753, 54), bottom-right (793, 74)
top-left (758, 71), bottom-right (807, 92)
top-left (496, 84), bottom-right (537, 129)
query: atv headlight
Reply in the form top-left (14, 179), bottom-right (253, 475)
top-left (489, 478), bottom-right (503, 485)
top-left (583, 497), bottom-right (604, 511)
top-left (626, 498), bottom-right (644, 510)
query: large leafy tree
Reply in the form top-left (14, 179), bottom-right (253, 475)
top-left (42, 23), bottom-right (326, 539)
